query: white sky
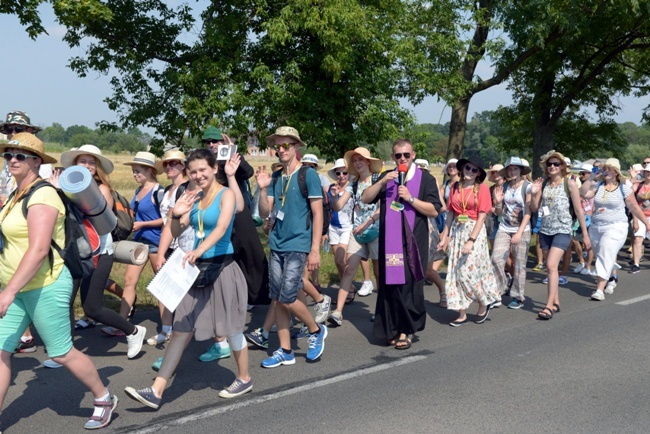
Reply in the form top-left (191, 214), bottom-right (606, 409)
top-left (1, 9), bottom-right (648, 135)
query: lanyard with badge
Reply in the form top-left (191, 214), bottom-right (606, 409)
top-left (0, 179), bottom-right (41, 254)
top-left (540, 183), bottom-right (559, 217)
top-left (457, 186), bottom-right (472, 223)
top-left (277, 166), bottom-right (299, 221)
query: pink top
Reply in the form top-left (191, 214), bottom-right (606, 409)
top-left (448, 182), bottom-right (492, 220)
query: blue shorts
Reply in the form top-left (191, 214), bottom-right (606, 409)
top-left (539, 232), bottom-right (572, 252)
top-left (269, 251), bottom-right (307, 304)
top-left (135, 237), bottom-right (159, 254)
top-left (0, 267), bottom-right (74, 357)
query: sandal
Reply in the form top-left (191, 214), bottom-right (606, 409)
top-left (74, 318), bottom-right (96, 330)
top-left (438, 292), bottom-right (448, 309)
top-left (538, 307), bottom-right (554, 320)
top-left (345, 288), bottom-right (356, 305)
top-left (395, 334), bottom-right (413, 350)
top-left (84, 394), bottom-right (118, 430)
top-left (552, 303), bottom-right (561, 313)
top-left (147, 332), bottom-right (172, 346)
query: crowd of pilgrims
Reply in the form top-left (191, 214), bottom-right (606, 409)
top-left (1, 112), bottom-right (648, 430)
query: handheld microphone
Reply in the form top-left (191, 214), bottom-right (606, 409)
top-left (398, 163), bottom-right (407, 186)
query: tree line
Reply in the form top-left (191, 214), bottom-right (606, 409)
top-left (38, 123), bottom-right (150, 154)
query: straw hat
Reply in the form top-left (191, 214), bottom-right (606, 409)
top-left (344, 147), bottom-right (382, 176)
top-left (456, 155), bottom-right (487, 183)
top-left (266, 126), bottom-right (306, 147)
top-left (442, 158), bottom-right (458, 175)
top-left (123, 151), bottom-right (161, 174)
top-left (1, 110), bottom-right (42, 133)
top-left (414, 159), bottom-right (430, 171)
top-left (154, 149), bottom-right (187, 172)
top-left (328, 158), bottom-right (348, 180)
top-left (487, 164), bottom-right (504, 181)
top-left (602, 157), bottom-right (623, 177)
top-left (61, 144), bottom-right (114, 174)
top-left (0, 132), bottom-right (56, 164)
top-left (540, 150), bottom-right (570, 175)
top-left (301, 154), bottom-right (322, 170)
top-left (499, 156), bottom-right (531, 177)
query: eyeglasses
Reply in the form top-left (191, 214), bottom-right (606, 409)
top-left (546, 161), bottom-right (562, 167)
top-left (2, 152), bottom-right (39, 162)
top-left (643, 161), bottom-right (650, 165)
top-left (3, 126), bottom-right (26, 134)
top-left (272, 142), bottom-right (297, 151)
top-left (335, 171), bottom-right (348, 176)
top-left (394, 153), bottom-right (411, 160)
top-left (464, 166), bottom-right (479, 173)
top-left (163, 160), bottom-right (182, 169)
top-left (203, 139), bottom-right (222, 144)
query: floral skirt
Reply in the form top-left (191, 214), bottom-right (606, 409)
top-left (445, 218), bottom-right (500, 311)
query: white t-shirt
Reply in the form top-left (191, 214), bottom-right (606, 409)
top-left (499, 181), bottom-right (532, 233)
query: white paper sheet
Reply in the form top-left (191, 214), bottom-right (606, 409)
top-left (146, 249), bottom-right (199, 312)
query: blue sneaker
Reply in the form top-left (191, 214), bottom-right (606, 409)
top-left (261, 348), bottom-right (296, 368)
top-left (245, 328), bottom-right (269, 349)
top-left (124, 386), bottom-right (161, 410)
top-left (152, 357), bottom-right (163, 372)
top-left (199, 344), bottom-right (231, 362)
top-left (306, 324), bottom-right (328, 361)
top-left (291, 325), bottom-right (309, 340)
top-left (507, 299), bottom-right (524, 309)
top-left (559, 276), bottom-right (568, 285)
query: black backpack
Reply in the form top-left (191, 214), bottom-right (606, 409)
top-left (17, 180), bottom-right (97, 279)
top-left (111, 189), bottom-right (134, 241)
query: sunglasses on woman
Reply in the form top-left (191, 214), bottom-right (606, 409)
top-left (546, 161), bottom-right (562, 167)
top-left (464, 166), bottom-right (479, 173)
top-left (2, 152), bottom-right (39, 162)
top-left (162, 160), bottom-right (182, 169)
top-left (335, 171), bottom-right (348, 176)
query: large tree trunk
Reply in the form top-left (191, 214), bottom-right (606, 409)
top-left (531, 71), bottom-right (557, 178)
top-left (532, 124), bottom-right (556, 178)
top-left (446, 97), bottom-right (470, 160)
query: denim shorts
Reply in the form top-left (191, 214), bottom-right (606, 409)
top-left (135, 237), bottom-right (159, 254)
top-left (0, 267), bottom-right (74, 357)
top-left (269, 250), bottom-right (307, 304)
top-left (539, 232), bottom-right (572, 252)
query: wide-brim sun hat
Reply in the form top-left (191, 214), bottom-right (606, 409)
top-left (301, 153), bottom-right (322, 170)
top-left (499, 156), bottom-right (531, 177)
top-left (0, 132), bottom-right (56, 164)
top-left (328, 158), bottom-right (348, 180)
top-left (540, 149), bottom-right (570, 175)
top-left (487, 164), bottom-right (504, 181)
top-left (414, 158), bottom-right (430, 171)
top-left (344, 147), bottom-right (382, 177)
top-left (266, 126), bottom-right (306, 147)
top-left (643, 163), bottom-right (650, 172)
top-left (442, 158), bottom-right (458, 175)
top-left (576, 163), bottom-right (594, 173)
top-left (124, 151), bottom-right (161, 175)
top-left (154, 149), bottom-right (187, 172)
top-left (61, 144), bottom-right (114, 174)
top-left (1, 110), bottom-right (42, 133)
top-left (602, 157), bottom-right (623, 177)
top-left (457, 155), bottom-right (487, 183)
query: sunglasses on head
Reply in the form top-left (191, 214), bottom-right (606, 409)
top-left (546, 161), bottom-right (562, 167)
top-left (394, 153), bottom-right (411, 160)
top-left (335, 171), bottom-right (348, 176)
top-left (3, 126), bottom-right (26, 134)
top-left (464, 166), bottom-right (479, 173)
top-left (2, 152), bottom-right (39, 162)
top-left (162, 160), bottom-right (182, 169)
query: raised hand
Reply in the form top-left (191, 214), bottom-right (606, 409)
top-left (493, 185), bottom-right (504, 204)
top-left (256, 166), bottom-right (272, 189)
top-left (225, 153), bottom-right (241, 177)
top-left (172, 189), bottom-right (202, 217)
top-left (531, 178), bottom-right (544, 195)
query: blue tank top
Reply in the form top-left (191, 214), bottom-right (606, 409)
top-left (131, 185), bottom-right (162, 244)
top-left (189, 188), bottom-right (235, 258)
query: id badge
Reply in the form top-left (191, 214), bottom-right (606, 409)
top-left (196, 230), bottom-right (205, 239)
top-left (390, 201), bottom-right (404, 212)
top-left (542, 206), bottom-right (550, 216)
top-left (457, 214), bottom-right (469, 223)
top-left (277, 210), bottom-right (285, 220)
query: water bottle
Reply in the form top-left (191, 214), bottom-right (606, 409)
top-left (323, 243), bottom-right (331, 253)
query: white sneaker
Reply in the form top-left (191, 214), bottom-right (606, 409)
top-left (358, 280), bottom-right (374, 297)
top-left (126, 325), bottom-right (146, 359)
top-left (580, 267), bottom-right (592, 276)
top-left (43, 359), bottom-right (63, 369)
top-left (591, 290), bottom-right (605, 301)
top-left (573, 263), bottom-right (585, 273)
top-left (313, 294), bottom-right (331, 324)
top-left (605, 279), bottom-right (618, 294)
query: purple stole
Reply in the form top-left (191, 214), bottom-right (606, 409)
top-left (384, 167), bottom-right (424, 285)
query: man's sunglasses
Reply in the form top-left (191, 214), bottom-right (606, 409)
top-left (2, 152), bottom-right (39, 162)
top-left (394, 153), bottom-right (411, 160)
top-left (3, 126), bottom-right (26, 134)
top-left (272, 142), bottom-right (297, 151)
top-left (203, 139), bottom-right (222, 144)
top-left (546, 161), bottom-right (562, 167)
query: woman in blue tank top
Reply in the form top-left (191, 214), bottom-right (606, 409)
top-left (124, 149), bottom-right (252, 409)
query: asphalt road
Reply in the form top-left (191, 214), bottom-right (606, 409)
top-left (3, 258), bottom-right (650, 433)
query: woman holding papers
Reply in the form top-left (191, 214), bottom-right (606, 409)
top-left (125, 149), bottom-right (252, 409)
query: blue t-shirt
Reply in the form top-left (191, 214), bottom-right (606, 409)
top-left (269, 166), bottom-right (323, 253)
top-left (131, 185), bottom-right (163, 245)
top-left (189, 189), bottom-right (235, 258)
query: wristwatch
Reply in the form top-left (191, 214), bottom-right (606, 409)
top-left (408, 196), bottom-right (415, 204)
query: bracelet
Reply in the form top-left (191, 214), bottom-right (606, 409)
top-left (369, 216), bottom-right (375, 223)
top-left (171, 212), bottom-right (182, 220)
top-left (468, 237), bottom-right (476, 242)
